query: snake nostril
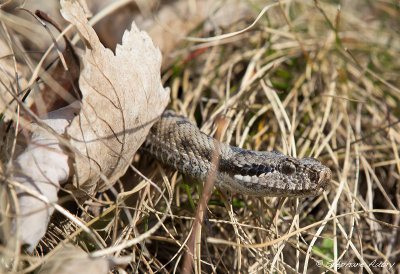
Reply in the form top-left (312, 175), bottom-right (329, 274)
top-left (308, 171), bottom-right (318, 182)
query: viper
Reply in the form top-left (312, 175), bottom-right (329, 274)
top-left (141, 110), bottom-right (331, 197)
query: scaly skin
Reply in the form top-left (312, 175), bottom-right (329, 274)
top-left (141, 110), bottom-right (331, 197)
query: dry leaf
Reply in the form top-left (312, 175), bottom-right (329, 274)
top-left (38, 244), bottom-right (130, 274)
top-left (61, 0), bottom-right (169, 195)
top-left (10, 104), bottom-right (78, 252)
top-left (7, 0), bottom-right (169, 252)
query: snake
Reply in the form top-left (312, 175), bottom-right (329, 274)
top-left (141, 110), bottom-right (332, 197)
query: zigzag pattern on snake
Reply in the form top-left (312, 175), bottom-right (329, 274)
top-left (141, 110), bottom-right (331, 197)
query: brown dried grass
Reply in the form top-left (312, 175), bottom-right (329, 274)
top-left (1, 0), bottom-right (400, 273)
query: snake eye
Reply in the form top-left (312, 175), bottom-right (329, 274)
top-left (282, 161), bottom-right (296, 175)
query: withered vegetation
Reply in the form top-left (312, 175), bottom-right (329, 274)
top-left (1, 1), bottom-right (399, 273)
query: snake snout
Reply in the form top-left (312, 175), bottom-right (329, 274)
top-left (318, 167), bottom-right (332, 191)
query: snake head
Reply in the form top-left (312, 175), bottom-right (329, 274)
top-left (289, 157), bottom-right (332, 197)
top-left (218, 150), bottom-right (332, 197)
top-left (253, 156), bottom-right (332, 197)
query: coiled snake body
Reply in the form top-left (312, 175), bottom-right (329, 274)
top-left (142, 111), bottom-right (331, 197)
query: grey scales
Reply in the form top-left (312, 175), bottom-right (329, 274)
top-left (141, 110), bottom-right (331, 197)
